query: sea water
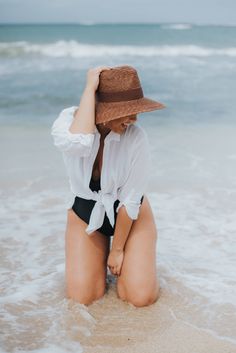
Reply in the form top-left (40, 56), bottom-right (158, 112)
top-left (0, 23), bottom-right (236, 351)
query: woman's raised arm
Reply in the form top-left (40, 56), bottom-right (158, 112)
top-left (51, 66), bottom-right (111, 156)
top-left (69, 66), bottom-right (111, 134)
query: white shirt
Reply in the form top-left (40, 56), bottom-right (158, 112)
top-left (51, 106), bottom-right (151, 235)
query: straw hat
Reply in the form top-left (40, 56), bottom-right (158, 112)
top-left (95, 65), bottom-right (165, 124)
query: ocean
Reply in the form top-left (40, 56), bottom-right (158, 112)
top-left (0, 23), bottom-right (236, 352)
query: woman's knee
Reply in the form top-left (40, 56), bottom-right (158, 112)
top-left (132, 286), bottom-right (160, 307)
top-left (66, 276), bottom-right (106, 305)
top-left (125, 287), bottom-right (159, 307)
top-left (117, 278), bottom-right (160, 307)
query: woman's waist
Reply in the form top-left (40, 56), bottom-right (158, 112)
top-left (74, 195), bottom-right (120, 205)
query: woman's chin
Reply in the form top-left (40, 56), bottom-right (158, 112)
top-left (110, 124), bottom-right (128, 134)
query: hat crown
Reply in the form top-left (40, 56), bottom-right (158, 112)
top-left (98, 65), bottom-right (141, 93)
top-left (95, 64), bottom-right (165, 124)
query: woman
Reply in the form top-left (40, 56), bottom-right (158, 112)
top-left (51, 65), bottom-right (165, 307)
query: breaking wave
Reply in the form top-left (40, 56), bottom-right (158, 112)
top-left (1, 41), bottom-right (236, 58)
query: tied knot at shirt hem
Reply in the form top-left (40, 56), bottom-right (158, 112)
top-left (85, 190), bottom-right (117, 235)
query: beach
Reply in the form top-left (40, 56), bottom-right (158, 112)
top-left (82, 284), bottom-right (236, 353)
top-left (0, 23), bottom-right (236, 352)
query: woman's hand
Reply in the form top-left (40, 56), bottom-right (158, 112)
top-left (107, 249), bottom-right (124, 276)
top-left (85, 66), bottom-right (111, 92)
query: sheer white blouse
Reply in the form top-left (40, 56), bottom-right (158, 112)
top-left (51, 106), bottom-right (151, 235)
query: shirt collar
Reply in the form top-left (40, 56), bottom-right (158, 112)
top-left (95, 125), bottom-right (121, 142)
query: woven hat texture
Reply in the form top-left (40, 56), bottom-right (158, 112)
top-left (95, 65), bottom-right (165, 124)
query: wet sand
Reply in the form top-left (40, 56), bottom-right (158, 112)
top-left (71, 275), bottom-right (236, 353)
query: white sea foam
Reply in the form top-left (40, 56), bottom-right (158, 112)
top-left (1, 122), bottom-right (236, 346)
top-left (161, 23), bottom-right (192, 30)
top-left (144, 122), bottom-right (236, 338)
top-left (1, 41), bottom-right (236, 58)
top-left (149, 189), bottom-right (236, 305)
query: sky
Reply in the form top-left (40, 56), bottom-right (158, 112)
top-left (0, 0), bottom-right (235, 25)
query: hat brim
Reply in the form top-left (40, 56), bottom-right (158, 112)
top-left (95, 97), bottom-right (166, 124)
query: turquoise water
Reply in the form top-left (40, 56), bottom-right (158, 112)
top-left (0, 23), bottom-right (236, 125)
top-left (1, 23), bottom-right (236, 46)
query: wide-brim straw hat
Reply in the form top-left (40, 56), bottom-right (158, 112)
top-left (95, 65), bottom-right (166, 124)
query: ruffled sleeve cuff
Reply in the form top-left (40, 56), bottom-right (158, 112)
top-left (116, 190), bottom-right (143, 220)
top-left (51, 106), bottom-right (95, 156)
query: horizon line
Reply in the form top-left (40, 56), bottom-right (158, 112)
top-left (0, 21), bottom-right (236, 27)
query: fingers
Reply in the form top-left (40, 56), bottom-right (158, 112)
top-left (108, 265), bottom-right (120, 277)
top-left (96, 65), bottom-right (111, 71)
top-left (86, 66), bottom-right (111, 91)
top-left (94, 66), bottom-right (111, 74)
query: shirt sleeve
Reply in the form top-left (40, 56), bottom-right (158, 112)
top-left (51, 106), bottom-right (95, 157)
top-left (116, 127), bottom-right (151, 220)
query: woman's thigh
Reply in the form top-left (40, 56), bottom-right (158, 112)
top-left (116, 196), bottom-right (160, 307)
top-left (65, 209), bottom-right (111, 304)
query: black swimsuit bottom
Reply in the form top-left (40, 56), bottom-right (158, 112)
top-left (71, 177), bottom-right (144, 237)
